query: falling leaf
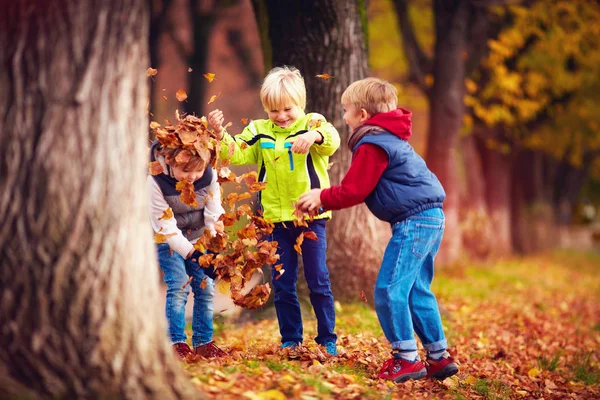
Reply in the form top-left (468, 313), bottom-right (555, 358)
top-left (203, 72), bottom-right (216, 82)
top-left (208, 92), bottom-right (221, 104)
top-left (162, 95), bottom-right (168, 102)
top-left (294, 232), bottom-right (305, 254)
top-left (149, 121), bottom-right (160, 129)
top-left (154, 232), bottom-right (176, 243)
top-left (327, 162), bottom-right (335, 170)
top-left (228, 141), bottom-right (236, 157)
top-left (315, 73), bottom-right (333, 80)
top-left (146, 67), bottom-right (158, 77)
top-left (360, 290), bottom-right (368, 303)
top-left (176, 90), bottom-right (188, 102)
top-left (148, 161), bottom-right (164, 176)
top-left (217, 280), bottom-right (230, 295)
top-left (304, 231), bottom-right (318, 241)
top-left (240, 142), bottom-right (249, 150)
top-left (188, 67), bottom-right (193, 72)
top-left (182, 276), bottom-right (194, 289)
top-left (176, 180), bottom-right (199, 207)
top-left (223, 122), bottom-right (233, 130)
top-left (241, 118), bottom-right (249, 125)
top-left (199, 277), bottom-right (208, 289)
top-left (159, 207), bottom-right (174, 220)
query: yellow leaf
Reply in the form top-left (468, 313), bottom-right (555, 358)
top-left (208, 92), bottom-right (221, 104)
top-left (217, 280), bottom-right (230, 295)
top-left (146, 67), bottom-right (157, 77)
top-left (528, 367), bottom-right (540, 378)
top-left (463, 375), bottom-right (477, 385)
top-left (203, 72), bottom-right (216, 82)
top-left (149, 121), bottom-right (160, 129)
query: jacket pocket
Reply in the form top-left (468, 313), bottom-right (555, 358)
top-left (411, 221), bottom-right (443, 259)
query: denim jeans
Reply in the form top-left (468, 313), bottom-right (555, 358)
top-left (156, 243), bottom-right (215, 348)
top-left (374, 208), bottom-right (448, 354)
top-left (271, 219), bottom-right (337, 345)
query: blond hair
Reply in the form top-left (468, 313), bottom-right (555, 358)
top-left (341, 77), bottom-right (398, 116)
top-left (260, 66), bottom-right (306, 111)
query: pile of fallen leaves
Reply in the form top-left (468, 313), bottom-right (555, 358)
top-left (181, 251), bottom-right (600, 399)
top-left (148, 113), bottom-right (277, 309)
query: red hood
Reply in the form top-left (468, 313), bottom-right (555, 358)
top-left (364, 108), bottom-right (412, 140)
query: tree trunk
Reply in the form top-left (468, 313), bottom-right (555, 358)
top-left (459, 133), bottom-right (493, 258)
top-left (251, 0), bottom-right (388, 301)
top-left (426, 0), bottom-right (470, 263)
top-left (475, 133), bottom-right (513, 256)
top-left (0, 1), bottom-right (196, 398)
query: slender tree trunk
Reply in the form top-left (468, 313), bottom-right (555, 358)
top-left (0, 1), bottom-right (196, 398)
top-left (251, 0), bottom-right (387, 301)
top-left (426, 0), bottom-right (470, 263)
top-left (476, 133), bottom-right (513, 255)
top-left (459, 133), bottom-right (493, 258)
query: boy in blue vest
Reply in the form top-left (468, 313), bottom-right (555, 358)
top-left (148, 140), bottom-right (227, 360)
top-left (297, 77), bottom-right (458, 382)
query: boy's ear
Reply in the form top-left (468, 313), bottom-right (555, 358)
top-left (360, 108), bottom-right (371, 122)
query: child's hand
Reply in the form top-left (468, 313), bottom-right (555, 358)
top-left (208, 109), bottom-right (225, 139)
top-left (290, 130), bottom-right (322, 154)
top-left (297, 189), bottom-right (323, 212)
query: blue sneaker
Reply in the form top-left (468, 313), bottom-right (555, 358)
top-left (281, 341), bottom-right (300, 350)
top-left (324, 342), bottom-right (338, 356)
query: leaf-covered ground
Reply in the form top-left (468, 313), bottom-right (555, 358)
top-left (181, 250), bottom-right (600, 399)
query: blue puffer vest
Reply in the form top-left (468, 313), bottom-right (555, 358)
top-left (150, 140), bottom-right (214, 241)
top-left (353, 133), bottom-right (445, 225)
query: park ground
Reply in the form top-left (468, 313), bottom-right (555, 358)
top-left (180, 250), bottom-right (600, 399)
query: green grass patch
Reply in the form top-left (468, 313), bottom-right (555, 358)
top-left (572, 351), bottom-right (600, 385)
top-left (302, 376), bottom-right (332, 395)
top-left (473, 378), bottom-right (511, 400)
top-left (538, 351), bottom-right (562, 372)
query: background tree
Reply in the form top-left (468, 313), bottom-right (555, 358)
top-left (250, 0), bottom-right (388, 300)
top-left (0, 1), bottom-right (196, 398)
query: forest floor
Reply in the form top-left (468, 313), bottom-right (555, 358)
top-left (180, 250), bottom-right (600, 399)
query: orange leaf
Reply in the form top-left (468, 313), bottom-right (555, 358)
top-left (159, 207), bottom-right (174, 220)
top-left (228, 141), bottom-right (235, 157)
top-left (240, 142), bottom-right (249, 150)
top-left (304, 231), bottom-right (318, 241)
top-left (182, 276), bottom-right (194, 289)
top-left (154, 232), bottom-right (176, 243)
top-left (203, 72), bottom-right (216, 82)
top-left (146, 67), bottom-right (158, 77)
top-left (241, 118), bottom-right (249, 125)
top-left (175, 89), bottom-right (188, 102)
top-left (148, 161), bottom-right (164, 176)
top-left (199, 277), bottom-right (208, 289)
top-left (162, 95), bottom-right (168, 102)
top-left (294, 232), bottom-right (305, 254)
top-left (360, 290), bottom-right (368, 303)
top-left (315, 73), bottom-right (333, 80)
top-left (176, 180), bottom-right (199, 207)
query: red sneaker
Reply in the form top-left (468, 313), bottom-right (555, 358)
top-left (173, 343), bottom-right (193, 360)
top-left (378, 356), bottom-right (427, 382)
top-left (195, 341), bottom-right (227, 358)
top-left (426, 352), bottom-right (459, 380)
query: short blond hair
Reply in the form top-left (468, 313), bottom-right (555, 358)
top-left (260, 66), bottom-right (306, 111)
top-left (341, 77), bottom-right (398, 116)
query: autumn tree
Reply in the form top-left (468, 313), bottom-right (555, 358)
top-left (0, 1), bottom-right (197, 398)
top-left (250, 0), bottom-right (389, 300)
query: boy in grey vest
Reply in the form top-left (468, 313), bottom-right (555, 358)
top-left (148, 140), bottom-right (226, 360)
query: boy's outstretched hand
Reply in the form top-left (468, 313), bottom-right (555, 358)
top-left (297, 189), bottom-right (323, 213)
top-left (290, 130), bottom-right (322, 154)
top-left (208, 109), bottom-right (225, 139)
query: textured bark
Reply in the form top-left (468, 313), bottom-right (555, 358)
top-left (0, 1), bottom-right (197, 398)
top-left (251, 0), bottom-right (388, 301)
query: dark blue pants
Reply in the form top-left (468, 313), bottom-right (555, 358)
top-left (271, 219), bottom-right (337, 345)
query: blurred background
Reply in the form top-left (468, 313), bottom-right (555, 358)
top-left (148, 0), bottom-right (600, 303)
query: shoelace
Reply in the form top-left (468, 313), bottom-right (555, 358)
top-left (174, 344), bottom-right (191, 358)
top-left (200, 341), bottom-right (226, 357)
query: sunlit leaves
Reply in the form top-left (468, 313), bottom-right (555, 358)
top-left (146, 67), bottom-right (158, 77)
top-left (148, 161), bottom-right (164, 176)
top-left (175, 89), bottom-right (188, 102)
top-left (203, 72), bottom-right (216, 82)
top-left (176, 179), bottom-right (199, 207)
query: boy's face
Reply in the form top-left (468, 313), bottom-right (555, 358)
top-left (267, 104), bottom-right (301, 128)
top-left (343, 103), bottom-right (368, 131)
top-left (171, 164), bottom-right (205, 183)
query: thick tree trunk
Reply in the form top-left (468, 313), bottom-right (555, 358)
top-left (426, 0), bottom-right (470, 263)
top-left (0, 1), bottom-right (196, 398)
top-left (252, 0), bottom-right (387, 301)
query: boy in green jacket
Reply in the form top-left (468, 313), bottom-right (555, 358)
top-left (208, 66), bottom-right (340, 355)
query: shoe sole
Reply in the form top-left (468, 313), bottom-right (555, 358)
top-left (430, 363), bottom-right (459, 380)
top-left (392, 369), bottom-right (427, 383)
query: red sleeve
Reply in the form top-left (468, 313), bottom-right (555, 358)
top-left (320, 144), bottom-right (388, 210)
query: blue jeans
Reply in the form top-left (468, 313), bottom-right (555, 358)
top-left (271, 219), bottom-right (337, 345)
top-left (156, 243), bottom-right (215, 348)
top-left (374, 208), bottom-right (447, 354)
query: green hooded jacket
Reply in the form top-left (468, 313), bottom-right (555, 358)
top-left (220, 111), bottom-right (340, 223)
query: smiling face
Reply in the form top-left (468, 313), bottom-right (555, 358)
top-left (343, 103), bottom-right (369, 131)
top-left (267, 104), bottom-right (301, 128)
